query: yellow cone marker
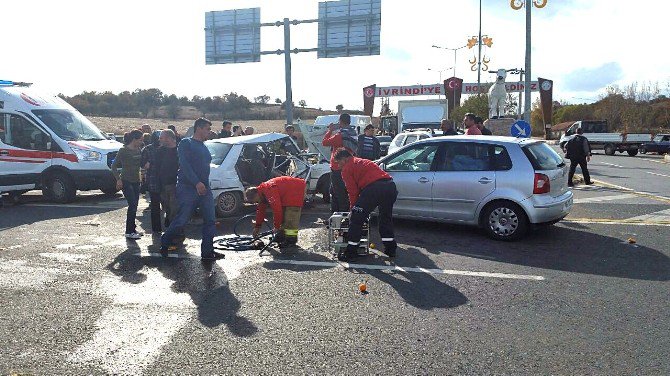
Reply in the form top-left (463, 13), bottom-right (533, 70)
top-left (358, 282), bottom-right (367, 293)
top-left (627, 237), bottom-right (636, 244)
top-left (369, 243), bottom-right (375, 249)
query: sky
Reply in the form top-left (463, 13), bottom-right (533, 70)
top-left (3, 0), bottom-right (669, 114)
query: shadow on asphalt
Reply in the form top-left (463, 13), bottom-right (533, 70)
top-left (262, 225), bottom-right (469, 311)
top-left (106, 243), bottom-right (258, 337)
top-left (0, 193), bottom-right (122, 231)
top-left (434, 222), bottom-right (670, 281)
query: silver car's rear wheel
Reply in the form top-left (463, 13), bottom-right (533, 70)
top-left (482, 201), bottom-right (529, 241)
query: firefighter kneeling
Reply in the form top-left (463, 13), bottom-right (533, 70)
top-left (333, 148), bottom-right (398, 261)
top-left (245, 176), bottom-right (307, 247)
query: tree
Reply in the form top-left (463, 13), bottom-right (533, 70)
top-left (336, 104), bottom-right (344, 113)
top-left (254, 95), bottom-right (270, 104)
top-left (275, 98), bottom-right (282, 104)
top-left (298, 99), bottom-right (307, 108)
top-left (449, 94), bottom-right (489, 125)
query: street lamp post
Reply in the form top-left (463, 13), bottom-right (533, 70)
top-left (511, 0), bottom-right (547, 122)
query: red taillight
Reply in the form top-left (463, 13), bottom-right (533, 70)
top-left (533, 173), bottom-right (550, 194)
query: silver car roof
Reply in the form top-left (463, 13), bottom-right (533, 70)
top-left (424, 135), bottom-right (544, 146)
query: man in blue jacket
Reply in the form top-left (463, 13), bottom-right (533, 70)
top-left (160, 118), bottom-right (223, 261)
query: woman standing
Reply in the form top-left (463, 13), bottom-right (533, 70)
top-left (112, 129), bottom-right (144, 239)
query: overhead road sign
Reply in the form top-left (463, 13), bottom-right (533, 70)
top-left (205, 8), bottom-right (261, 64)
top-left (317, 0), bottom-right (381, 58)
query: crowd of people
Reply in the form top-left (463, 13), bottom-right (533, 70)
top-left (108, 111), bottom-right (502, 262)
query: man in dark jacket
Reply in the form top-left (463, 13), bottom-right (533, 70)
top-left (441, 119), bottom-right (458, 136)
top-left (219, 120), bottom-right (233, 138)
top-left (141, 131), bottom-right (162, 233)
top-left (565, 128), bottom-right (593, 186)
top-left (356, 124), bottom-right (381, 160)
top-left (155, 129), bottom-right (179, 227)
top-left (476, 116), bottom-right (492, 135)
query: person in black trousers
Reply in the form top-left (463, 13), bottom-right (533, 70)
top-left (141, 131), bottom-right (163, 234)
top-left (565, 127), bottom-right (593, 186)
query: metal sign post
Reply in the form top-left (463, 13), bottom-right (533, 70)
top-left (205, 0), bottom-right (382, 126)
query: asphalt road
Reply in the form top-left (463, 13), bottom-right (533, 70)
top-left (1, 157), bottom-right (669, 375)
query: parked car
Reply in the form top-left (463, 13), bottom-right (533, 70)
top-left (387, 130), bottom-right (433, 155)
top-left (639, 134), bottom-right (670, 154)
top-left (377, 135), bottom-right (393, 156)
top-left (377, 136), bottom-right (573, 240)
top-left (206, 133), bottom-right (331, 217)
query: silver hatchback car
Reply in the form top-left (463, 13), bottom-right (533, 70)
top-left (377, 136), bottom-right (573, 240)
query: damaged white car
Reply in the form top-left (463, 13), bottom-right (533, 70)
top-left (206, 133), bottom-right (331, 217)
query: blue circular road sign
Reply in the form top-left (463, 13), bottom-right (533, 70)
top-left (511, 120), bottom-right (531, 138)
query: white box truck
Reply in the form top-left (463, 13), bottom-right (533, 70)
top-left (0, 81), bottom-right (122, 202)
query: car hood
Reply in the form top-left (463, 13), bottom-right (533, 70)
top-left (67, 139), bottom-right (123, 153)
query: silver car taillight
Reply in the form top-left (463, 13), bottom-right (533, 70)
top-left (533, 173), bottom-right (550, 194)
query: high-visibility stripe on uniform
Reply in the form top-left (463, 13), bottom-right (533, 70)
top-left (348, 241), bottom-right (359, 246)
top-left (285, 229), bottom-right (298, 236)
top-left (381, 238), bottom-right (394, 241)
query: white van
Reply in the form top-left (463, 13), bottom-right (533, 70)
top-left (0, 81), bottom-right (122, 202)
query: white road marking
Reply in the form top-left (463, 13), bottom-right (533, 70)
top-left (39, 252), bottom-right (91, 263)
top-left (638, 157), bottom-right (668, 165)
top-left (599, 162), bottom-right (625, 168)
top-left (563, 219), bottom-right (670, 226)
top-left (267, 259), bottom-right (545, 281)
top-left (573, 194), bottom-right (637, 204)
top-left (21, 203), bottom-right (125, 209)
top-left (646, 171), bottom-right (670, 178)
top-left (626, 208), bottom-right (670, 222)
top-left (55, 244), bottom-right (77, 249)
top-left (69, 237), bottom-right (261, 375)
top-left (68, 269), bottom-right (194, 375)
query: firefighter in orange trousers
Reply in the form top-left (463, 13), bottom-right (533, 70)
top-left (245, 176), bottom-right (307, 247)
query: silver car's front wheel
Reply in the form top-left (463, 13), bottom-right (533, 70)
top-left (482, 201), bottom-right (529, 241)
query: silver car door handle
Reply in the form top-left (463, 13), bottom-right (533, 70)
top-left (418, 177), bottom-right (430, 183)
top-left (478, 177), bottom-right (493, 184)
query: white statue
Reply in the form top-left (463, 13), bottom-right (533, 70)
top-left (488, 69), bottom-right (507, 119)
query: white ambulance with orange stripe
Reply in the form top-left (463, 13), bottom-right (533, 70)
top-left (0, 81), bottom-right (122, 202)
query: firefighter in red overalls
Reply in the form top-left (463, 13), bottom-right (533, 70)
top-left (333, 148), bottom-right (399, 261)
top-left (245, 176), bottom-right (307, 247)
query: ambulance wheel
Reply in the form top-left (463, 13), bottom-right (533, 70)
top-left (44, 172), bottom-right (76, 203)
top-left (317, 174), bottom-right (330, 204)
top-left (216, 191), bottom-right (242, 217)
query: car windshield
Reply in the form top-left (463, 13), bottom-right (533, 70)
top-left (32, 109), bottom-right (107, 141)
top-left (523, 142), bottom-right (564, 170)
top-left (378, 136), bottom-right (392, 142)
top-left (206, 142), bottom-right (233, 165)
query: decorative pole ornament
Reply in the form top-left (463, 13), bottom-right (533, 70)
top-left (467, 35), bottom-right (492, 74)
top-left (511, 0), bottom-right (547, 122)
top-left (510, 0), bottom-right (547, 10)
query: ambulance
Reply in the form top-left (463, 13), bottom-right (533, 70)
top-left (0, 81), bottom-right (122, 203)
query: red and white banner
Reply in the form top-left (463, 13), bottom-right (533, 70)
top-left (372, 82), bottom-right (540, 97)
top-left (371, 85), bottom-right (443, 97)
top-left (461, 81), bottom-right (539, 93)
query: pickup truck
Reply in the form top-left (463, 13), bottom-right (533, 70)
top-left (559, 120), bottom-right (653, 157)
top-left (639, 134), bottom-right (670, 155)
